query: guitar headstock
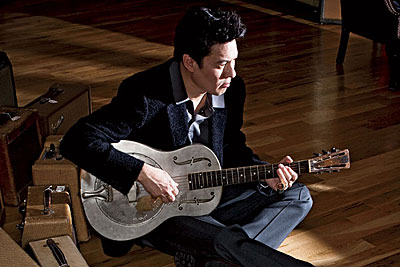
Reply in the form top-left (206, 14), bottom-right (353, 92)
top-left (309, 148), bottom-right (350, 173)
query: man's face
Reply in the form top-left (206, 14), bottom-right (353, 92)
top-left (191, 39), bottom-right (238, 96)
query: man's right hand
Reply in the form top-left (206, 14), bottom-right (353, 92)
top-left (137, 163), bottom-right (179, 203)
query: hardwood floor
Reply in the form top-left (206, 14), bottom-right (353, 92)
top-left (1, 0), bottom-right (399, 266)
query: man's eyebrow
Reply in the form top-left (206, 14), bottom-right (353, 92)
top-left (217, 57), bottom-right (237, 64)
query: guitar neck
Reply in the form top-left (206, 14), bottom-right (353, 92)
top-left (188, 160), bottom-right (310, 190)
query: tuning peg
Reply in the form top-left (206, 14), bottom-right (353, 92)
top-left (313, 153), bottom-right (322, 157)
top-left (322, 149), bottom-right (329, 155)
top-left (331, 147), bottom-right (338, 152)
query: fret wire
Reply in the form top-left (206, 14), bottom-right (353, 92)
top-left (216, 171), bottom-right (221, 186)
top-left (252, 166), bottom-right (257, 182)
top-left (223, 169), bottom-right (227, 186)
top-left (189, 174), bottom-right (193, 190)
top-left (199, 172), bottom-right (203, 189)
top-left (256, 166), bottom-right (260, 182)
top-left (212, 171), bottom-right (215, 187)
top-left (248, 166), bottom-right (252, 182)
top-left (194, 172), bottom-right (198, 189)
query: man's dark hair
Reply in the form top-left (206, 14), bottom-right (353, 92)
top-left (173, 7), bottom-right (246, 66)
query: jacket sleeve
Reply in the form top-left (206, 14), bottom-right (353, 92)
top-left (222, 76), bottom-right (266, 168)
top-left (60, 78), bottom-right (147, 194)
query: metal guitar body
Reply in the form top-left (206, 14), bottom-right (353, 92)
top-left (81, 140), bottom-right (222, 241)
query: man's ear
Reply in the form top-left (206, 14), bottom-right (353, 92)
top-left (182, 54), bottom-right (196, 72)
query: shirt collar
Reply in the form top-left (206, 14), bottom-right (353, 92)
top-left (169, 60), bottom-right (225, 108)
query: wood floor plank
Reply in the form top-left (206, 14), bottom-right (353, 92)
top-left (1, 0), bottom-right (399, 266)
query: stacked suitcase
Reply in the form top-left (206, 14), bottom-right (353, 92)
top-left (0, 54), bottom-right (92, 266)
top-left (0, 107), bottom-right (42, 206)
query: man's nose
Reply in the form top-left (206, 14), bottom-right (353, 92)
top-left (223, 61), bottom-right (236, 79)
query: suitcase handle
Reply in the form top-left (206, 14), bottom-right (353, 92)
top-left (43, 186), bottom-right (53, 215)
top-left (46, 238), bottom-right (70, 267)
top-left (40, 87), bottom-right (64, 104)
top-left (51, 115), bottom-right (64, 133)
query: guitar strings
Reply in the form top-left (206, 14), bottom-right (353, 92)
top-left (170, 164), bottom-right (309, 190)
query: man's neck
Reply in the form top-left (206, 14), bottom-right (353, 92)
top-left (179, 62), bottom-right (207, 113)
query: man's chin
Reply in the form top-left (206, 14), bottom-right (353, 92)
top-left (215, 87), bottom-right (228, 95)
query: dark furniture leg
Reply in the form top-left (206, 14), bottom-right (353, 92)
top-left (336, 27), bottom-right (350, 64)
top-left (386, 39), bottom-right (400, 90)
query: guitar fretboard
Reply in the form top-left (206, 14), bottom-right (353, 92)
top-left (188, 160), bottom-right (310, 190)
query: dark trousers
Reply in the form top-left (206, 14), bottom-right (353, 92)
top-left (101, 183), bottom-right (313, 266)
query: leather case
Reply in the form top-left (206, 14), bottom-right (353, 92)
top-left (24, 83), bottom-right (91, 140)
top-left (0, 107), bottom-right (42, 205)
top-left (0, 227), bottom-right (39, 267)
top-left (29, 235), bottom-right (89, 267)
top-left (32, 135), bottom-right (90, 242)
top-left (21, 186), bottom-right (75, 248)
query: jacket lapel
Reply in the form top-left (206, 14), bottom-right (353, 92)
top-left (167, 103), bottom-right (190, 148)
top-left (209, 108), bottom-right (227, 165)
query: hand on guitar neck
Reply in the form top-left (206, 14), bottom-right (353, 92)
top-left (263, 156), bottom-right (299, 192)
top-left (137, 163), bottom-right (180, 203)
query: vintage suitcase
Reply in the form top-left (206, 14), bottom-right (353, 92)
top-left (320, 0), bottom-right (341, 24)
top-left (25, 83), bottom-right (91, 140)
top-left (0, 227), bottom-right (39, 267)
top-left (32, 135), bottom-right (90, 242)
top-left (0, 51), bottom-right (18, 108)
top-left (0, 107), bottom-right (42, 205)
top-left (29, 235), bottom-right (89, 267)
top-left (0, 188), bottom-right (5, 227)
top-left (21, 186), bottom-right (75, 248)
top-left (24, 185), bottom-right (72, 209)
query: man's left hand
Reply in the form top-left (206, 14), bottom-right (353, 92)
top-left (263, 156), bottom-right (298, 192)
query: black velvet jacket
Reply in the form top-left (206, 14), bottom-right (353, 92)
top-left (60, 59), bottom-right (264, 195)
